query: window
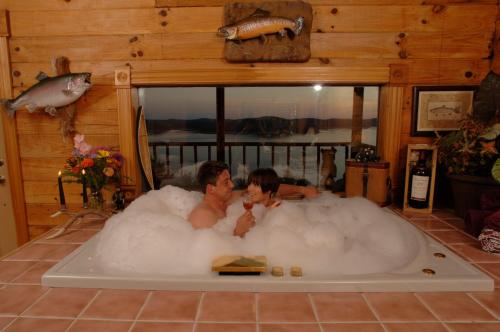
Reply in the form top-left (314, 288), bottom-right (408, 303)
top-left (138, 85), bottom-right (379, 190)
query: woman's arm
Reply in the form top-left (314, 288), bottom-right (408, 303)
top-left (277, 184), bottom-right (318, 198)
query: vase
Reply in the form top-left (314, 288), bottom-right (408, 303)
top-left (89, 190), bottom-right (105, 210)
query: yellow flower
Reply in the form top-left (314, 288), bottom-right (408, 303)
top-left (97, 150), bottom-right (110, 157)
top-left (103, 167), bottom-right (114, 177)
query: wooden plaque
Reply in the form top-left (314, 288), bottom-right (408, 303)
top-left (222, 1), bottom-right (312, 63)
top-left (212, 255), bottom-right (267, 273)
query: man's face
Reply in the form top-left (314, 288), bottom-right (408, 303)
top-left (210, 170), bottom-right (234, 201)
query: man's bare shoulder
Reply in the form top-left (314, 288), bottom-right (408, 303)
top-left (188, 202), bottom-right (218, 229)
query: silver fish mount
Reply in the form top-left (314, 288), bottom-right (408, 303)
top-left (0, 71), bottom-right (92, 117)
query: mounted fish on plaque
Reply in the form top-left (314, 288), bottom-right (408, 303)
top-left (218, 1), bottom-right (312, 62)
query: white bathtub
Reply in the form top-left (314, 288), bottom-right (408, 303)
top-left (42, 216), bottom-right (493, 292)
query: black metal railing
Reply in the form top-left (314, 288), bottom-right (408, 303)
top-left (150, 141), bottom-right (350, 184)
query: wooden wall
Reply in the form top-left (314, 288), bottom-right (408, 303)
top-left (0, 0), bottom-right (497, 241)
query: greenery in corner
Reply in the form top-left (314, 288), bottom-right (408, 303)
top-left (436, 71), bottom-right (499, 179)
top-left (436, 118), bottom-right (498, 176)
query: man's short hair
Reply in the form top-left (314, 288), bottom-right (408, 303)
top-left (247, 168), bottom-right (280, 196)
top-left (197, 160), bottom-right (229, 193)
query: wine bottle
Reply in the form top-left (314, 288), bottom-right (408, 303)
top-left (408, 151), bottom-right (431, 209)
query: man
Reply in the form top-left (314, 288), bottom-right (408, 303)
top-left (188, 160), bottom-right (318, 237)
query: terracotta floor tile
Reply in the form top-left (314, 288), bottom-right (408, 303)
top-left (199, 292), bottom-right (255, 322)
top-left (195, 323), bottom-right (256, 332)
top-left (4, 244), bottom-right (59, 261)
top-left (258, 293), bottom-right (316, 322)
top-left (0, 285), bottom-right (48, 315)
top-left (3, 318), bottom-right (72, 332)
top-left (427, 230), bottom-right (476, 244)
top-left (476, 263), bottom-right (500, 280)
top-left (440, 218), bottom-right (466, 230)
top-left (131, 322), bottom-right (193, 332)
top-left (411, 219), bottom-right (454, 231)
top-left (418, 292), bottom-right (495, 321)
top-left (24, 288), bottom-right (98, 318)
top-left (139, 291), bottom-right (201, 321)
top-left (450, 244), bottom-right (500, 263)
top-left (42, 229), bottom-right (98, 244)
top-left (68, 319), bottom-right (132, 332)
top-left (311, 293), bottom-right (376, 321)
top-left (321, 323), bottom-right (384, 332)
top-left (81, 289), bottom-right (149, 320)
top-left (12, 261), bottom-right (57, 284)
top-left (0, 261), bottom-right (37, 282)
top-left (42, 244), bottom-right (80, 261)
top-left (383, 323), bottom-right (448, 332)
top-left (432, 210), bottom-right (458, 218)
top-left (0, 317), bottom-right (15, 330)
top-left (260, 323), bottom-right (321, 332)
top-left (446, 323), bottom-right (500, 332)
top-left (364, 293), bottom-right (435, 321)
top-left (469, 289), bottom-right (500, 318)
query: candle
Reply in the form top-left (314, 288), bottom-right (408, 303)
top-left (82, 169), bottom-right (88, 208)
top-left (57, 171), bottom-right (67, 210)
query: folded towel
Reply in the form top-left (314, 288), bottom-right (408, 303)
top-left (479, 228), bottom-right (500, 254)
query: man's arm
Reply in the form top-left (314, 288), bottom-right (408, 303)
top-left (277, 184), bottom-right (319, 199)
top-left (188, 205), bottom-right (219, 229)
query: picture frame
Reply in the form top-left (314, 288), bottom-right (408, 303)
top-left (411, 86), bottom-right (476, 137)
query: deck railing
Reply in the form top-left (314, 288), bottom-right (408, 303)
top-left (149, 141), bottom-right (350, 183)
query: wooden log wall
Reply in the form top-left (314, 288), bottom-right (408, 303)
top-left (0, 0), bottom-right (497, 241)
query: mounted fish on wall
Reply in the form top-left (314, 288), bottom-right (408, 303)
top-left (0, 71), bottom-right (91, 117)
top-left (218, 1), bottom-right (312, 62)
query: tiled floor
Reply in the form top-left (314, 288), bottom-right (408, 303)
top-left (0, 209), bottom-right (499, 332)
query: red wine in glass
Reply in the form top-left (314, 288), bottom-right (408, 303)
top-left (243, 198), bottom-right (253, 210)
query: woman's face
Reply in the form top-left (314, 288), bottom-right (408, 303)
top-left (247, 182), bottom-right (270, 203)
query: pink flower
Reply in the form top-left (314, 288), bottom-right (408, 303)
top-left (74, 134), bottom-right (92, 155)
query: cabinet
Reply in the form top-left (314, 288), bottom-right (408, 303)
top-left (403, 144), bottom-right (438, 214)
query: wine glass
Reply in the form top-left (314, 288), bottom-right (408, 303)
top-left (243, 194), bottom-right (254, 210)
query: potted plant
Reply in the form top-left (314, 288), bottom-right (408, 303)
top-left (436, 71), bottom-right (500, 218)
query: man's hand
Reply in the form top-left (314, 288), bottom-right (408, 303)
top-left (301, 186), bottom-right (319, 198)
top-left (233, 210), bottom-right (256, 237)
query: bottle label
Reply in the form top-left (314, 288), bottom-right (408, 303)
top-left (411, 175), bottom-right (429, 201)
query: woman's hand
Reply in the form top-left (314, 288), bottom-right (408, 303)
top-left (233, 210), bottom-right (256, 237)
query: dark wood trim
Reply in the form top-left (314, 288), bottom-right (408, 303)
top-left (216, 87), bottom-right (225, 161)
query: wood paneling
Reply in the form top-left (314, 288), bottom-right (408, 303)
top-left (0, 36), bottom-right (29, 245)
top-left (155, 0), bottom-right (497, 7)
top-left (377, 86), bottom-right (404, 190)
top-left (16, 110), bottom-right (118, 135)
top-left (0, 0), bottom-right (155, 11)
top-left (131, 66), bottom-right (390, 85)
top-left (7, 5), bottom-right (496, 37)
top-left (0, 10), bottom-right (7, 36)
top-left (11, 58), bottom-right (491, 88)
top-left (10, 30), bottom-right (492, 64)
top-left (18, 134), bottom-right (119, 158)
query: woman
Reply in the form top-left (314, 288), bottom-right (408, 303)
top-left (246, 168), bottom-right (283, 208)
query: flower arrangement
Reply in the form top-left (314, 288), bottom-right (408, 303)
top-left (436, 116), bottom-right (499, 179)
top-left (63, 134), bottom-right (124, 193)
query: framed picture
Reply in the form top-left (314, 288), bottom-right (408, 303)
top-left (411, 86), bottom-right (476, 137)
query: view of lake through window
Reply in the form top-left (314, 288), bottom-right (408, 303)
top-left (139, 86), bottom-right (379, 190)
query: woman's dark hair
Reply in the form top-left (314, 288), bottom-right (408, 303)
top-left (247, 168), bottom-right (280, 196)
top-left (197, 160), bottom-right (229, 193)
